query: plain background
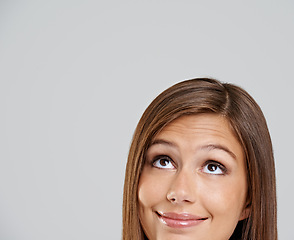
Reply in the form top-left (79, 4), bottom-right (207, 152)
top-left (0, 0), bottom-right (293, 239)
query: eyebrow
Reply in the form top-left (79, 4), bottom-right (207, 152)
top-left (150, 139), bottom-right (237, 160)
top-left (200, 144), bottom-right (237, 160)
top-left (150, 139), bottom-right (177, 148)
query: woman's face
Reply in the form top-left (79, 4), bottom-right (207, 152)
top-left (138, 114), bottom-right (249, 240)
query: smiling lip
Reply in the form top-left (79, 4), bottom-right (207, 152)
top-left (156, 211), bottom-right (207, 228)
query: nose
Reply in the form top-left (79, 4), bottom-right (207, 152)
top-left (166, 168), bottom-right (196, 204)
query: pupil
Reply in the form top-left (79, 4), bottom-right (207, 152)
top-left (160, 159), bottom-right (167, 166)
top-left (208, 164), bottom-right (217, 171)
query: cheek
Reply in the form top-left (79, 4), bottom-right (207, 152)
top-left (138, 170), bottom-right (169, 209)
top-left (137, 169), bottom-right (171, 239)
top-left (202, 177), bottom-right (247, 218)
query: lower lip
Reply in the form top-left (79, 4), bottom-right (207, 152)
top-left (157, 214), bottom-right (206, 228)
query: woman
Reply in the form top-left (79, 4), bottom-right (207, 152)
top-left (123, 78), bottom-right (277, 240)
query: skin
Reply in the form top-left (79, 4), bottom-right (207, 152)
top-left (138, 114), bottom-right (250, 240)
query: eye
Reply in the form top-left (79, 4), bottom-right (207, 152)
top-left (152, 155), bottom-right (175, 169)
top-left (202, 161), bottom-right (227, 175)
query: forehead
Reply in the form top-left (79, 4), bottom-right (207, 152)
top-left (157, 114), bottom-right (234, 138)
top-left (153, 114), bottom-right (243, 155)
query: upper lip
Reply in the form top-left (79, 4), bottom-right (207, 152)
top-left (156, 211), bottom-right (207, 221)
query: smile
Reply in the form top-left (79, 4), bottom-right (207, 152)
top-left (156, 211), bottom-right (208, 228)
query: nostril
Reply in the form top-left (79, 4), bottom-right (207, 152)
top-left (167, 192), bottom-right (175, 202)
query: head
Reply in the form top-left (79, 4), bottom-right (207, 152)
top-left (123, 78), bottom-right (277, 240)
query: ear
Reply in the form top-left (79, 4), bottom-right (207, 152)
top-left (239, 203), bottom-right (251, 221)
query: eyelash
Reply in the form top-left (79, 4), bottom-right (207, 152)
top-left (151, 155), bottom-right (175, 169)
top-left (151, 155), bottom-right (228, 175)
top-left (202, 160), bottom-right (228, 175)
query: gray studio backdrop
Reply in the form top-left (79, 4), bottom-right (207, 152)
top-left (0, 1), bottom-right (293, 239)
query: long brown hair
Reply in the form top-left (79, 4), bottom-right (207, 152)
top-left (122, 78), bottom-right (277, 240)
